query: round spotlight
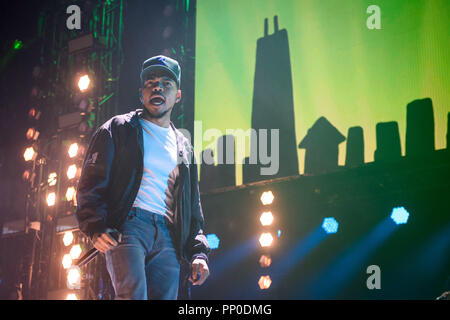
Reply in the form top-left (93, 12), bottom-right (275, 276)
top-left (66, 186), bottom-right (76, 202)
top-left (48, 172), bottom-right (57, 186)
top-left (260, 211), bottom-right (274, 226)
top-left (77, 98), bottom-right (89, 112)
top-left (66, 293), bottom-right (79, 300)
top-left (206, 234), bottom-right (220, 250)
top-left (259, 254), bottom-right (272, 268)
top-left (390, 207), bottom-right (409, 225)
top-left (28, 108), bottom-right (41, 120)
top-left (78, 120), bottom-right (92, 137)
top-left (67, 164), bottom-right (78, 180)
top-left (63, 231), bottom-right (74, 247)
top-left (68, 143), bottom-right (79, 158)
top-left (62, 254), bottom-right (72, 269)
top-left (46, 192), bottom-right (56, 207)
top-left (322, 217), bottom-right (339, 234)
top-left (258, 275), bottom-right (272, 290)
top-left (26, 128), bottom-right (39, 141)
top-left (28, 108), bottom-right (36, 118)
top-left (259, 232), bottom-right (274, 247)
top-left (24, 147), bottom-right (37, 162)
top-left (13, 39), bottom-right (23, 50)
top-left (260, 191), bottom-right (274, 205)
top-left (70, 244), bottom-right (82, 260)
top-left (22, 170), bottom-right (31, 182)
top-left (67, 266), bottom-right (82, 289)
top-left (78, 75), bottom-right (91, 92)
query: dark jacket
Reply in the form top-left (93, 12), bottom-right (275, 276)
top-left (75, 109), bottom-right (210, 266)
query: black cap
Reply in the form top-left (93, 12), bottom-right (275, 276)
top-left (140, 55), bottom-right (181, 88)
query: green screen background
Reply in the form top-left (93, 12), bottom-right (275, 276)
top-left (194, 0), bottom-right (450, 185)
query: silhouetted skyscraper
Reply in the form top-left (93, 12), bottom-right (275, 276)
top-left (374, 121), bottom-right (401, 162)
top-left (406, 98), bottom-right (435, 156)
top-left (215, 135), bottom-right (236, 188)
top-left (199, 135), bottom-right (236, 191)
top-left (199, 148), bottom-right (218, 193)
top-left (345, 126), bottom-right (364, 168)
top-left (298, 117), bottom-right (345, 175)
top-left (248, 16), bottom-right (298, 181)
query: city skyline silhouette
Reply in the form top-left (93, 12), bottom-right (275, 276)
top-left (197, 15), bottom-right (449, 191)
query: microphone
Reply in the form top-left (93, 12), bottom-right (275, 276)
top-left (436, 291), bottom-right (449, 300)
top-left (75, 229), bottom-right (122, 268)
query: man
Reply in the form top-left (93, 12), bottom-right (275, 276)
top-left (75, 55), bottom-right (210, 300)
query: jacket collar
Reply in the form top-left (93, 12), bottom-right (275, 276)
top-left (128, 109), bottom-right (191, 165)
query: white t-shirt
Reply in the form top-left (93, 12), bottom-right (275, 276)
top-left (132, 118), bottom-right (179, 223)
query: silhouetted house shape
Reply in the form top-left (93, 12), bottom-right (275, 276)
top-left (298, 117), bottom-right (345, 175)
top-left (345, 126), bottom-right (364, 168)
top-left (374, 121), bottom-right (401, 162)
top-left (249, 15), bottom-right (298, 182)
top-left (215, 135), bottom-right (236, 188)
top-left (406, 98), bottom-right (435, 156)
top-left (199, 148), bottom-right (219, 193)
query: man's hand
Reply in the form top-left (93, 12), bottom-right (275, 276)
top-left (189, 258), bottom-right (210, 286)
top-left (92, 231), bottom-right (118, 253)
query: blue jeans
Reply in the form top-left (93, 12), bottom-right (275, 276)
top-left (105, 207), bottom-right (180, 300)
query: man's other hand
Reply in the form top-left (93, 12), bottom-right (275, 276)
top-left (189, 258), bottom-right (210, 286)
top-left (92, 231), bottom-right (118, 253)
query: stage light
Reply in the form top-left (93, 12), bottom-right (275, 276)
top-left (48, 172), bottom-right (57, 186)
top-left (258, 275), bottom-right (272, 290)
top-left (32, 66), bottom-right (41, 79)
top-left (66, 186), bottom-right (76, 201)
top-left (63, 231), bottom-right (74, 247)
top-left (26, 128), bottom-right (39, 141)
top-left (23, 147), bottom-right (37, 161)
top-left (13, 39), bottom-right (23, 50)
top-left (390, 207), bottom-right (409, 225)
top-left (206, 234), bottom-right (220, 250)
top-left (22, 170), bottom-right (31, 182)
top-left (66, 293), bottom-right (78, 300)
top-left (47, 192), bottom-right (56, 207)
top-left (78, 98), bottom-right (89, 112)
top-left (260, 211), bottom-right (274, 226)
top-left (78, 75), bottom-right (91, 92)
top-left (78, 121), bottom-right (90, 135)
top-left (259, 232), bottom-right (274, 247)
top-left (259, 254), bottom-right (272, 268)
top-left (30, 86), bottom-right (39, 97)
top-left (67, 266), bottom-right (81, 289)
top-left (322, 217), bottom-right (339, 234)
top-left (28, 108), bottom-right (41, 120)
top-left (62, 254), bottom-right (72, 269)
top-left (260, 191), bottom-right (274, 205)
top-left (68, 143), bottom-right (79, 158)
top-left (70, 244), bottom-right (82, 260)
top-left (67, 164), bottom-right (78, 180)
